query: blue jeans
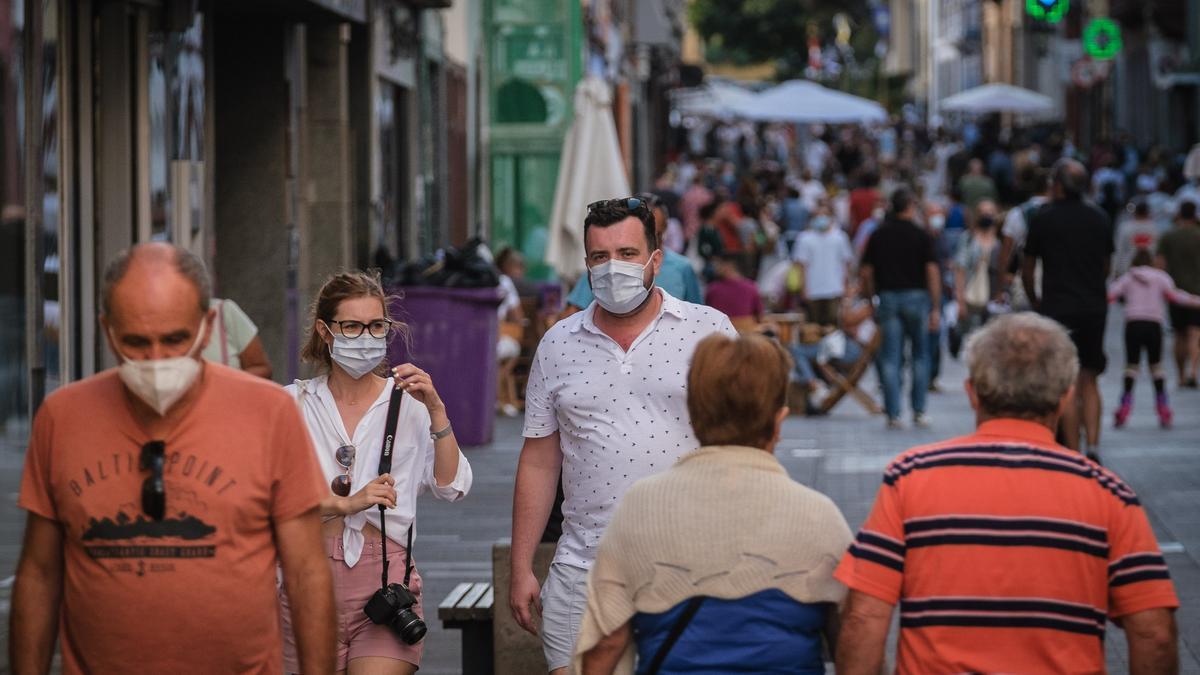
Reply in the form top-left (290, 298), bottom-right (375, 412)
top-left (790, 340), bottom-right (865, 386)
top-left (877, 289), bottom-right (931, 419)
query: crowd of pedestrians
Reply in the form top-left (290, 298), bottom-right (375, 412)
top-left (9, 116), bottom-right (1199, 674)
top-left (650, 119), bottom-right (1200, 455)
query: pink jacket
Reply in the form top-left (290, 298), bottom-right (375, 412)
top-left (1108, 266), bottom-right (1200, 323)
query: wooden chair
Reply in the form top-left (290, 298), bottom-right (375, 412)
top-left (814, 331), bottom-right (883, 415)
top-left (761, 311), bottom-right (805, 346)
top-left (512, 297), bottom-right (549, 403)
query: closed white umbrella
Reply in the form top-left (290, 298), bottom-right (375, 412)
top-left (940, 83), bottom-right (1056, 115)
top-left (544, 77), bottom-right (631, 280)
top-left (731, 79), bottom-right (887, 124)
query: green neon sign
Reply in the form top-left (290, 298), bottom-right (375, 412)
top-left (1084, 18), bottom-right (1122, 61)
top-left (1026, 0), bottom-right (1068, 23)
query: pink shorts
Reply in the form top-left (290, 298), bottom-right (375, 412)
top-left (280, 535), bottom-right (425, 672)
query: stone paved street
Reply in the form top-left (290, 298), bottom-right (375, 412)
top-left (1, 310), bottom-right (1198, 673)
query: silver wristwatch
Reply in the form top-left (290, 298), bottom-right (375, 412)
top-left (430, 423), bottom-right (453, 441)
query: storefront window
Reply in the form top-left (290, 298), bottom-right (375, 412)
top-left (41, 0), bottom-right (61, 392)
top-left (148, 10), bottom-right (204, 242)
top-left (376, 80), bottom-right (409, 264)
top-left (148, 25), bottom-right (168, 238)
top-left (0, 0), bottom-right (27, 442)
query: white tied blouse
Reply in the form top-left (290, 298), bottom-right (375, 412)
top-left (286, 375), bottom-right (472, 567)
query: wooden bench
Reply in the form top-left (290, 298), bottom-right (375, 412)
top-left (438, 582), bottom-right (495, 675)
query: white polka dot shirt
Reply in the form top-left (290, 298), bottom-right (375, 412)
top-left (523, 289), bottom-right (737, 569)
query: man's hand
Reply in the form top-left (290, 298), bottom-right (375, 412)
top-left (509, 433), bottom-right (563, 636)
top-left (510, 568), bottom-right (543, 635)
top-left (276, 509), bottom-right (335, 675)
top-left (927, 308), bottom-right (941, 333)
top-left (835, 590), bottom-right (894, 675)
top-left (10, 513), bottom-right (64, 675)
top-left (1123, 607), bottom-right (1178, 675)
top-left (1021, 255), bottom-right (1040, 312)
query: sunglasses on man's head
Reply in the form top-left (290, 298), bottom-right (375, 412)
top-left (587, 197), bottom-right (647, 214)
top-left (140, 440), bottom-right (166, 521)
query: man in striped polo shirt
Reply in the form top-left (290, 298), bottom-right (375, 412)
top-left (835, 313), bottom-right (1179, 674)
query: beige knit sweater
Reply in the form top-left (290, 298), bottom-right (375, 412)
top-left (571, 445), bottom-right (853, 674)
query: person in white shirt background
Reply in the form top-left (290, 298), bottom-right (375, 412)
top-left (508, 197), bottom-right (735, 674)
top-left (792, 211), bottom-right (854, 327)
top-left (282, 270), bottom-right (473, 675)
top-left (998, 167), bottom-right (1051, 311)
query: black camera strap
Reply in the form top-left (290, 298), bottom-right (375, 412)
top-left (376, 384), bottom-right (414, 590)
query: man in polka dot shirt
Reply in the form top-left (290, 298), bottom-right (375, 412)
top-left (508, 197), bottom-right (736, 673)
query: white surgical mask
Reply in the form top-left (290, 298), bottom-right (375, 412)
top-left (872, 207), bottom-right (885, 221)
top-left (111, 323), bottom-right (206, 417)
top-left (929, 214), bottom-right (946, 231)
top-left (327, 329), bottom-right (388, 379)
top-left (813, 216), bottom-right (834, 231)
top-left (590, 254), bottom-right (656, 315)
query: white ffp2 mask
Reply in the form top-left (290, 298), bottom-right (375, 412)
top-left (590, 255), bottom-right (656, 315)
top-left (112, 323), bottom-right (206, 416)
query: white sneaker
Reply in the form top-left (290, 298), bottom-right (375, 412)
top-left (501, 403), bottom-right (520, 417)
top-left (913, 413), bottom-right (931, 428)
top-left (886, 417), bottom-right (904, 430)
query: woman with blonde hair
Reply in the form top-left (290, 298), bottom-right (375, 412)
top-left (281, 270), bottom-right (473, 674)
top-left (575, 333), bottom-right (852, 674)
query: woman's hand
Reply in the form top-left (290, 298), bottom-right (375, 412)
top-left (344, 474), bottom-right (397, 514)
top-left (392, 364), bottom-right (445, 415)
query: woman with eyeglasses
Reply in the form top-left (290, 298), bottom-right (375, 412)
top-left (281, 271), bottom-right (473, 674)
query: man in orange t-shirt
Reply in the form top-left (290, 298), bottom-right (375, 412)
top-left (10, 243), bottom-right (334, 674)
top-left (835, 313), bottom-right (1179, 674)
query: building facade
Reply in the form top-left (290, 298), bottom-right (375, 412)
top-left (1, 0), bottom-right (472, 449)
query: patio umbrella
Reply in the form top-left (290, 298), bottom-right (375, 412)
top-left (544, 76), bottom-right (631, 280)
top-left (940, 83), bottom-right (1056, 115)
top-left (730, 79), bottom-right (887, 124)
top-left (671, 80), bottom-right (757, 119)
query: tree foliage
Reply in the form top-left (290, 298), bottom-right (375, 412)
top-left (689, 0), bottom-right (876, 78)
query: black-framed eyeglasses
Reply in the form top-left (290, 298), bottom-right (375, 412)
top-left (140, 440), bottom-right (166, 521)
top-left (587, 197), bottom-right (646, 214)
top-left (327, 319), bottom-right (394, 339)
top-left (330, 444), bottom-right (356, 497)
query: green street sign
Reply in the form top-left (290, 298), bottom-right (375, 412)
top-left (1084, 18), bottom-right (1122, 61)
top-left (1026, 0), bottom-right (1068, 23)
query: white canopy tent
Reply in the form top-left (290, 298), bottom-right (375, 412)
top-left (670, 80), bottom-right (757, 119)
top-left (730, 79), bottom-right (887, 124)
top-left (940, 83), bottom-right (1057, 116)
top-left (544, 76), bottom-right (631, 281)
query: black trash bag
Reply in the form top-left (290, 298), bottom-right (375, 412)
top-left (382, 237), bottom-right (501, 288)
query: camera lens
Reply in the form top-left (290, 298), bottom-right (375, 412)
top-left (392, 609), bottom-right (427, 645)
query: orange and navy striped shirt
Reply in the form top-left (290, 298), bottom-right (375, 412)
top-left (834, 419), bottom-right (1179, 674)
